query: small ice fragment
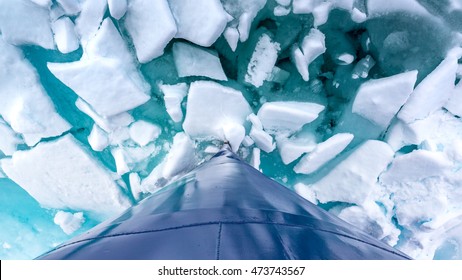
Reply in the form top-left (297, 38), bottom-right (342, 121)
top-left (257, 101), bottom-right (325, 133)
top-left (223, 123), bottom-right (245, 153)
top-left (245, 33), bottom-right (281, 88)
top-left (108, 0), bottom-right (127, 20)
top-left (250, 147), bottom-right (261, 170)
top-left (277, 135), bottom-right (317, 165)
top-left (52, 17), bottom-right (79, 54)
top-left (172, 42), bottom-right (227, 81)
top-left (224, 27), bottom-right (240, 52)
top-left (88, 124), bottom-right (109, 152)
top-left (159, 83), bottom-right (188, 123)
top-left (294, 133), bottom-right (354, 174)
top-left (274, 5), bottom-right (291, 16)
top-left (337, 53), bottom-right (355, 65)
top-left (54, 211), bottom-right (84, 235)
top-left (129, 120), bottom-right (161, 147)
top-left (249, 127), bottom-right (275, 153)
top-left (352, 55), bottom-right (376, 79)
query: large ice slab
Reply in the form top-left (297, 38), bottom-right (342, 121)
top-left (1, 135), bottom-right (131, 218)
top-left (352, 70), bottom-right (418, 129)
top-left (312, 140), bottom-right (394, 205)
top-left (183, 81), bottom-right (252, 140)
top-left (257, 102), bottom-right (325, 134)
top-left (48, 19), bottom-right (150, 117)
top-left (0, 0), bottom-right (54, 49)
top-left (169, 0), bottom-right (228, 47)
top-left (172, 42), bottom-right (227, 81)
top-left (294, 133), bottom-right (354, 175)
top-left (124, 0), bottom-right (177, 63)
top-left (0, 38), bottom-right (71, 146)
top-left (245, 33), bottom-right (281, 87)
top-left (398, 54), bottom-right (459, 124)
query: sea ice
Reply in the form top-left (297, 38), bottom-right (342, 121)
top-left (183, 81), bottom-right (252, 140)
top-left (52, 17), bottom-right (79, 54)
top-left (292, 29), bottom-right (326, 81)
top-left (159, 83), bottom-right (188, 123)
top-left (54, 211), bottom-right (84, 235)
top-left (294, 133), bottom-right (354, 174)
top-left (108, 0), bottom-right (127, 19)
top-left (277, 135), bottom-right (317, 165)
top-left (352, 70), bottom-right (418, 129)
top-left (312, 140), bottom-right (394, 205)
top-left (75, 0), bottom-right (107, 47)
top-left (0, 38), bottom-right (71, 146)
top-left (172, 42), bottom-right (227, 81)
top-left (257, 102), bottom-right (325, 134)
top-left (129, 120), bottom-right (162, 147)
top-left (124, 0), bottom-right (177, 63)
top-left (245, 33), bottom-right (281, 87)
top-left (169, 0), bottom-right (228, 47)
top-left (1, 135), bottom-right (131, 218)
top-left (0, 0), bottom-right (55, 49)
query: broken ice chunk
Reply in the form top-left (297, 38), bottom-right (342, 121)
top-left (337, 53), bottom-right (355, 65)
top-left (56, 0), bottom-right (81, 15)
top-left (352, 70), bottom-right (418, 129)
top-left (250, 147), bottom-right (261, 170)
top-left (172, 42), bottom-right (227, 81)
top-left (292, 29), bottom-right (326, 81)
top-left (129, 120), bottom-right (161, 147)
top-left (312, 1), bottom-right (332, 27)
top-left (222, 123), bottom-right (245, 153)
top-left (52, 17), bottom-right (79, 54)
top-left (108, 0), bottom-right (127, 20)
top-left (351, 7), bottom-right (367, 23)
top-left (294, 133), bottom-right (354, 174)
top-left (312, 140), bottom-right (394, 205)
top-left (183, 81), bottom-right (252, 141)
top-left (292, 0), bottom-right (315, 14)
top-left (398, 54), bottom-right (459, 124)
top-left (168, 0), bottom-right (228, 47)
top-left (352, 55), bottom-right (376, 79)
top-left (75, 0), bottom-right (107, 47)
top-left (274, 5), bottom-right (291, 16)
top-left (0, 38), bottom-right (71, 146)
top-left (277, 135), bottom-right (317, 165)
top-left (245, 33), bottom-right (281, 88)
top-left (221, 0), bottom-right (266, 43)
top-left (162, 132), bottom-right (196, 179)
top-left (257, 101), bottom-right (325, 134)
top-left (0, 121), bottom-right (23, 156)
top-left (367, 0), bottom-right (431, 18)
top-left (224, 27), bottom-right (240, 52)
top-left (88, 124), bottom-right (109, 152)
top-left (54, 211), bottom-right (84, 235)
top-left (112, 147), bottom-right (130, 175)
top-left (1, 135), bottom-right (131, 218)
top-left (159, 83), bottom-right (188, 123)
top-left (124, 0), bottom-right (177, 63)
top-left (49, 58), bottom-right (150, 117)
top-left (0, 0), bottom-right (55, 49)
top-left (249, 126), bottom-right (275, 153)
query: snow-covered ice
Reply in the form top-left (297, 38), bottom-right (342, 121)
top-left (172, 42), bottom-right (227, 81)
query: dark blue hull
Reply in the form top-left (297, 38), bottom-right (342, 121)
top-left (38, 150), bottom-right (410, 260)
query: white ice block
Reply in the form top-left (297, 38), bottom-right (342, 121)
top-left (312, 140), bottom-right (394, 205)
top-left (245, 33), bottom-right (281, 87)
top-left (129, 120), bottom-right (161, 147)
top-left (159, 83), bottom-right (188, 123)
top-left (294, 133), bottom-right (354, 174)
top-left (353, 70), bottom-right (418, 129)
top-left (125, 0), bottom-right (177, 63)
top-left (257, 101), bottom-right (325, 134)
top-left (183, 81), bottom-right (252, 140)
top-left (1, 135), bottom-right (131, 218)
top-left (172, 42), bottom-right (227, 81)
top-left (52, 17), bottom-right (79, 54)
top-left (168, 0), bottom-right (228, 47)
